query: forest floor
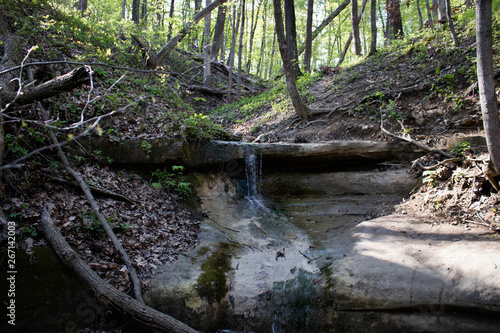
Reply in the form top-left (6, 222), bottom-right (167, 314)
top-left (2, 5), bottom-right (500, 331)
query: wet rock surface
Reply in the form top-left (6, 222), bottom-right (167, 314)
top-left (144, 165), bottom-right (494, 332)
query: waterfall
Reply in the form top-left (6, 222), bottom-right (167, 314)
top-left (245, 150), bottom-right (267, 210)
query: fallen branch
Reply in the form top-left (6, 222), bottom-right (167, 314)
top-left (42, 172), bottom-right (139, 205)
top-left (39, 103), bottom-right (145, 304)
top-left (0, 66), bottom-right (91, 106)
top-left (40, 207), bottom-right (199, 333)
top-left (422, 157), bottom-right (463, 170)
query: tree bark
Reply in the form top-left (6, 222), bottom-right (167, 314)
top-left (425, 0), bottom-right (435, 29)
top-left (445, 0), bottom-right (459, 46)
top-left (352, 0), bottom-right (361, 55)
top-left (476, 0), bottom-right (500, 190)
top-left (132, 0), bottom-right (141, 25)
top-left (284, 0), bottom-right (301, 79)
top-left (304, 0), bottom-right (314, 72)
top-left (273, 0), bottom-right (310, 121)
top-left (148, 0), bottom-right (228, 68)
top-left (386, 0), bottom-right (403, 41)
top-left (203, 0), bottom-right (212, 86)
top-left (0, 66), bottom-right (91, 106)
top-left (211, 4), bottom-right (227, 60)
top-left (237, 0), bottom-right (246, 98)
top-left (369, 0), bottom-right (377, 55)
top-left (40, 207), bottom-right (199, 333)
top-left (438, 0), bottom-right (447, 23)
top-left (337, 0), bottom-right (368, 66)
top-left (416, 0), bottom-right (424, 30)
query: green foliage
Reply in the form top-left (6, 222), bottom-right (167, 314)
top-left (151, 166), bottom-right (192, 199)
top-left (5, 134), bottom-right (29, 159)
top-left (140, 140), bottom-right (153, 158)
top-left (451, 141), bottom-right (471, 156)
top-left (180, 113), bottom-right (225, 141)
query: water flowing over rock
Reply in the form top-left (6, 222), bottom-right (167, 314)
top-left (142, 141), bottom-right (500, 332)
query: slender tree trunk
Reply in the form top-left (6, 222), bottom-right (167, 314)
top-left (273, 0), bottom-right (310, 121)
top-left (237, 0), bottom-right (246, 98)
top-left (141, 0), bottom-right (148, 24)
top-left (267, 31), bottom-right (276, 79)
top-left (211, 4), bottom-right (227, 60)
top-left (446, 0), bottom-right (459, 46)
top-left (203, 0), bottom-right (212, 85)
top-left (149, 0), bottom-right (228, 68)
top-left (284, 0), bottom-right (301, 79)
top-left (476, 0), bottom-right (500, 189)
top-left (297, 0), bottom-right (350, 56)
top-left (304, 0), bottom-right (314, 72)
top-left (425, 0), bottom-right (435, 29)
top-left (416, 0), bottom-right (424, 30)
top-left (337, 0), bottom-right (368, 66)
top-left (227, 3), bottom-right (240, 101)
top-left (352, 0), bottom-right (361, 55)
top-left (122, 0), bottom-right (127, 19)
top-left (432, 0), bottom-right (438, 21)
top-left (132, 0), bottom-right (140, 25)
top-left (167, 0), bottom-right (175, 40)
top-left (256, 1), bottom-right (268, 77)
top-left (369, 0), bottom-right (377, 55)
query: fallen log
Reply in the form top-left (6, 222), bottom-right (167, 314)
top-left (39, 207), bottom-right (199, 333)
top-left (0, 66), bottom-right (91, 106)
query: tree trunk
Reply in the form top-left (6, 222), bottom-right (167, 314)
top-left (438, 0), bottom-right (447, 23)
top-left (476, 0), bottom-right (500, 190)
top-left (267, 31), bottom-right (276, 79)
top-left (227, 3), bottom-right (240, 101)
top-left (132, 0), bottom-right (140, 25)
top-left (297, 0), bottom-right (350, 56)
top-left (256, 2), bottom-right (268, 77)
top-left (337, 0), bottom-right (368, 66)
top-left (149, 0), bottom-right (228, 68)
top-left (304, 0), bottom-right (314, 72)
top-left (446, 0), bottom-right (459, 46)
top-left (141, 0), bottom-right (148, 24)
top-left (352, 0), bottom-right (361, 55)
top-left (273, 0), bottom-right (310, 121)
top-left (167, 0), bottom-right (175, 40)
top-left (284, 0), bottom-right (301, 79)
top-left (78, 0), bottom-right (88, 15)
top-left (40, 208), bottom-right (199, 333)
top-left (122, 0), bottom-right (127, 19)
top-left (416, 0), bottom-right (424, 30)
top-left (203, 0), bottom-right (212, 86)
top-left (237, 0), bottom-right (245, 98)
top-left (0, 67), bottom-right (91, 106)
top-left (369, 0), bottom-right (377, 55)
top-left (211, 4), bottom-right (227, 60)
top-left (425, 0), bottom-right (435, 29)
top-left (386, 0), bottom-right (403, 41)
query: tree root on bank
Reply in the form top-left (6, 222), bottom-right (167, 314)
top-left (40, 207), bottom-right (199, 333)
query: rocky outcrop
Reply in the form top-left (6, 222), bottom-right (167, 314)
top-left (84, 138), bottom-right (423, 170)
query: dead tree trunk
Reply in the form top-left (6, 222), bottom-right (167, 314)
top-left (40, 207), bottom-right (199, 333)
